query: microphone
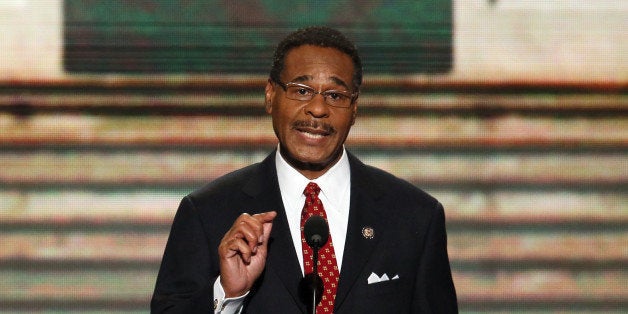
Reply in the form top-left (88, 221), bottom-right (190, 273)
top-left (299, 215), bottom-right (329, 313)
top-left (299, 273), bottom-right (323, 313)
top-left (303, 215), bottom-right (329, 249)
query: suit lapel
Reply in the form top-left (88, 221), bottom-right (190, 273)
top-left (242, 152), bottom-right (306, 313)
top-left (334, 154), bottom-right (388, 310)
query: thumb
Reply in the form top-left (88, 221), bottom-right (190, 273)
top-left (261, 211), bottom-right (276, 242)
top-left (256, 211), bottom-right (277, 223)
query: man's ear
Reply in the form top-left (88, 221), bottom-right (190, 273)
top-left (265, 79), bottom-right (274, 113)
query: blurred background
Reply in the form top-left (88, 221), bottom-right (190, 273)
top-left (0, 0), bottom-right (626, 313)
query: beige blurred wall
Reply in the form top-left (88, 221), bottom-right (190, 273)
top-left (454, 0), bottom-right (628, 81)
top-left (0, 0), bottom-right (626, 81)
top-left (0, 0), bottom-right (63, 79)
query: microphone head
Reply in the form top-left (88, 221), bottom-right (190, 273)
top-left (303, 215), bottom-right (329, 249)
top-left (299, 273), bottom-right (323, 308)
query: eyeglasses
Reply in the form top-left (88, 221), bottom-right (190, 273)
top-left (274, 80), bottom-right (357, 108)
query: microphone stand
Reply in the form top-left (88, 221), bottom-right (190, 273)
top-left (311, 245), bottom-right (320, 314)
top-left (300, 216), bottom-right (327, 314)
top-left (302, 235), bottom-right (323, 314)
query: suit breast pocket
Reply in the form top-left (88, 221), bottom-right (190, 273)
top-left (364, 278), bottom-right (410, 297)
top-left (350, 278), bottom-right (412, 313)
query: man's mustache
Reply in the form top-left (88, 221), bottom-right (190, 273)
top-left (291, 120), bottom-right (336, 135)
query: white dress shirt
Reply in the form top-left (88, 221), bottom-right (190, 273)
top-left (275, 146), bottom-right (351, 273)
top-left (213, 147), bottom-right (352, 313)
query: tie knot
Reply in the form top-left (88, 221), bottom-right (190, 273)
top-left (304, 182), bottom-right (321, 197)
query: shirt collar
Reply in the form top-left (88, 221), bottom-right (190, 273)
top-left (275, 145), bottom-right (351, 211)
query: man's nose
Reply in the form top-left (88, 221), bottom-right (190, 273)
top-left (304, 93), bottom-right (330, 118)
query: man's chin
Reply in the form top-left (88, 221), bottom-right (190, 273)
top-left (285, 154), bottom-right (330, 171)
top-left (292, 159), bottom-right (330, 172)
top-left (280, 147), bottom-right (340, 173)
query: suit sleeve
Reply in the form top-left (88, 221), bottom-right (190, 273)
top-left (151, 196), bottom-right (217, 313)
top-left (412, 202), bottom-right (458, 313)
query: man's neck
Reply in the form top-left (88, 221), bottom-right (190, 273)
top-left (278, 146), bottom-right (343, 180)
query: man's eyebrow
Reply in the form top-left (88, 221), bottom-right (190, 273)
top-left (290, 75), bottom-right (312, 83)
top-left (330, 77), bottom-right (350, 90)
top-left (290, 75), bottom-right (350, 90)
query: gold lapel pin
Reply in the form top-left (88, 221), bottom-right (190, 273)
top-left (362, 226), bottom-right (374, 239)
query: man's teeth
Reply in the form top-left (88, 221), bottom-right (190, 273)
top-left (301, 130), bottom-right (325, 138)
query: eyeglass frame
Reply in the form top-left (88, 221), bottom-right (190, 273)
top-left (273, 79), bottom-right (359, 108)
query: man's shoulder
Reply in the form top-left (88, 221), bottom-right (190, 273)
top-left (188, 153), bottom-right (275, 202)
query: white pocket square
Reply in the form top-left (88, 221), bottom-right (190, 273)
top-left (367, 272), bottom-right (399, 284)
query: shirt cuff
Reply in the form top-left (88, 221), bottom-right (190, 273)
top-left (212, 276), bottom-right (248, 314)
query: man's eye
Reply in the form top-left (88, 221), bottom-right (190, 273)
top-left (326, 92), bottom-right (347, 101)
top-left (296, 88), bottom-right (312, 96)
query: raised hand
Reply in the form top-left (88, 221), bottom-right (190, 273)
top-left (218, 211), bottom-right (277, 297)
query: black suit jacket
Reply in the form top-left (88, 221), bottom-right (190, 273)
top-left (151, 151), bottom-right (457, 313)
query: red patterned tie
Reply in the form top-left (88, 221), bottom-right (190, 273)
top-left (301, 182), bottom-right (339, 313)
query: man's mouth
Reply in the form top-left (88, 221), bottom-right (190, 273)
top-left (292, 121), bottom-right (335, 138)
top-left (299, 130), bottom-right (326, 139)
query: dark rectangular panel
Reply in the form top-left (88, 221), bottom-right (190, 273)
top-left (64, 1), bottom-right (452, 74)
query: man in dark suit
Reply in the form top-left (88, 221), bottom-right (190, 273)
top-left (151, 26), bottom-right (457, 313)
